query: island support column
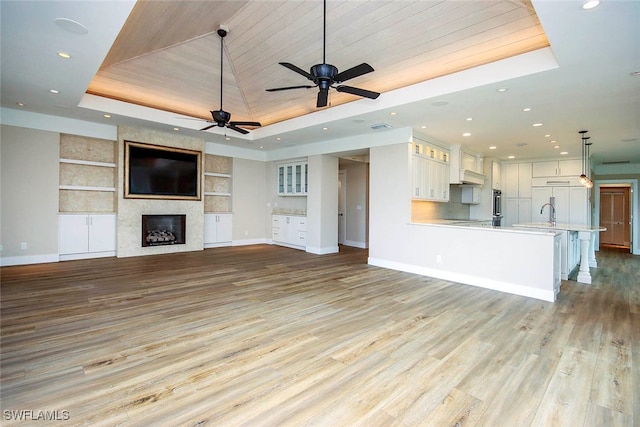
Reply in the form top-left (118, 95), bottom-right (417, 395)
top-left (576, 230), bottom-right (593, 284)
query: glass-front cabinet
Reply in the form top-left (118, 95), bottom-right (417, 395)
top-left (277, 161), bottom-right (308, 196)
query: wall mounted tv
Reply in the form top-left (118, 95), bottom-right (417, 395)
top-left (124, 141), bottom-right (201, 200)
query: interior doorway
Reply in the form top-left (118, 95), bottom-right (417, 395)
top-left (338, 170), bottom-right (346, 245)
top-left (599, 186), bottom-right (631, 249)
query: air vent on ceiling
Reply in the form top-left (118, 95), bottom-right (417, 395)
top-left (369, 123), bottom-right (393, 130)
top-left (601, 160), bottom-right (630, 165)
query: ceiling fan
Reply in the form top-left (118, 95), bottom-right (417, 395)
top-left (266, 0), bottom-right (380, 108)
top-left (200, 26), bottom-right (261, 135)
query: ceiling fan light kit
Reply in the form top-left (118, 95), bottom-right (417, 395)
top-left (199, 25), bottom-right (261, 134)
top-left (266, 0), bottom-right (380, 108)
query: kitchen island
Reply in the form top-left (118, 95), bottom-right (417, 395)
top-left (369, 219), bottom-right (563, 302)
top-left (514, 223), bottom-right (606, 284)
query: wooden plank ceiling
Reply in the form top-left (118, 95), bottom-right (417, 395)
top-left (87, 0), bottom-right (548, 127)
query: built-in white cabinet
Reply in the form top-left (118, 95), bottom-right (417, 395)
top-left (531, 185), bottom-right (591, 226)
top-left (59, 214), bottom-right (116, 260)
top-left (272, 215), bottom-right (307, 249)
top-left (491, 161), bottom-right (502, 190)
top-left (504, 198), bottom-right (532, 227)
top-left (449, 145), bottom-right (484, 185)
top-left (411, 141), bottom-right (450, 202)
top-left (532, 159), bottom-right (582, 178)
top-left (277, 161), bottom-right (308, 196)
top-left (504, 163), bottom-right (532, 198)
top-left (204, 213), bottom-right (232, 247)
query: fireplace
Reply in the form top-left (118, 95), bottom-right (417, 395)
top-left (142, 214), bottom-right (186, 247)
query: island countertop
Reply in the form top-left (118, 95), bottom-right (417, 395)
top-left (513, 222), bottom-right (606, 232)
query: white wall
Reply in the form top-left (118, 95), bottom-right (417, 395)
top-left (1, 125), bottom-right (60, 265)
top-left (306, 154), bottom-right (339, 254)
top-left (231, 157), bottom-right (269, 245)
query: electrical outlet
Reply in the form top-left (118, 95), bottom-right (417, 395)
top-left (21, 242), bottom-right (28, 250)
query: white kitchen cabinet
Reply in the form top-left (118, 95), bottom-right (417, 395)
top-left (277, 161), bottom-right (308, 196)
top-left (504, 163), bottom-right (532, 198)
top-left (272, 215), bottom-right (306, 249)
top-left (59, 214), bottom-right (116, 260)
top-left (532, 187), bottom-right (570, 224)
top-left (411, 152), bottom-right (449, 202)
top-left (204, 213), bottom-right (232, 247)
top-left (504, 198), bottom-right (531, 227)
top-left (532, 159), bottom-right (582, 178)
top-left (449, 145), bottom-right (484, 185)
top-left (569, 187), bottom-right (590, 226)
top-left (491, 161), bottom-right (502, 190)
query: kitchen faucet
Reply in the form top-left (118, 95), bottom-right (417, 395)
top-left (540, 202), bottom-right (556, 226)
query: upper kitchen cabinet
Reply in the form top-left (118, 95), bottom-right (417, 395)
top-left (411, 140), bottom-right (450, 202)
top-left (277, 161), bottom-right (308, 196)
top-left (504, 163), bottom-right (532, 199)
top-left (532, 159), bottom-right (582, 178)
top-left (491, 161), bottom-right (502, 190)
top-left (449, 145), bottom-right (485, 186)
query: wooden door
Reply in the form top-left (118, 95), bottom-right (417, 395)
top-left (600, 187), bottom-right (630, 247)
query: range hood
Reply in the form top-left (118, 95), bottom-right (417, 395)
top-left (456, 169), bottom-right (485, 185)
top-left (449, 145), bottom-right (486, 186)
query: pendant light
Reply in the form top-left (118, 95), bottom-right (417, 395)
top-left (578, 130), bottom-right (593, 188)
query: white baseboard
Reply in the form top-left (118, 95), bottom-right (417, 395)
top-left (306, 245), bottom-right (339, 255)
top-left (59, 251), bottom-right (116, 262)
top-left (1, 253), bottom-right (59, 267)
top-left (367, 257), bottom-right (555, 302)
top-left (232, 238), bottom-right (269, 247)
top-left (342, 240), bottom-right (368, 249)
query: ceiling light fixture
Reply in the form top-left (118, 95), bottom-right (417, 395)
top-left (103, 114), bottom-right (111, 118)
top-left (508, 155), bottom-right (515, 159)
top-left (49, 89), bottom-right (59, 94)
top-left (489, 146), bottom-right (497, 150)
top-left (582, 0), bottom-right (600, 10)
top-left (466, 117), bottom-right (473, 121)
top-left (532, 123), bottom-right (543, 127)
top-left (560, 151), bottom-right (568, 155)
top-left (579, 130), bottom-right (594, 188)
top-left (16, 102), bottom-right (24, 107)
top-left (462, 132), bottom-right (471, 137)
top-left (522, 108), bottom-right (531, 112)
top-left (57, 51), bottom-right (71, 59)
top-left (497, 88), bottom-right (508, 93)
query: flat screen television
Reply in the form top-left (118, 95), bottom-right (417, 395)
top-left (124, 141), bottom-right (201, 200)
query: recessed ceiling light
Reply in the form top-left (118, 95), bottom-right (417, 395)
top-left (560, 151), bottom-right (569, 155)
top-left (466, 117), bottom-right (473, 121)
top-left (631, 71), bottom-right (640, 76)
top-left (522, 108), bottom-right (531, 112)
top-left (463, 132), bottom-right (471, 137)
top-left (57, 51), bottom-right (71, 59)
top-left (49, 89), bottom-right (59, 94)
top-left (16, 102), bottom-right (24, 107)
top-left (582, 0), bottom-right (600, 10)
top-left (103, 114), bottom-right (111, 118)
top-left (389, 112), bottom-right (397, 116)
top-left (276, 137), bottom-right (281, 141)
top-left (420, 125), bottom-right (427, 129)
top-left (545, 134), bottom-right (551, 138)
top-left (497, 88), bottom-right (508, 93)
top-left (225, 137), bottom-right (231, 141)
top-left (173, 127), bottom-right (180, 131)
top-left (322, 127), bottom-right (328, 131)
top-left (489, 146), bottom-right (497, 150)
top-left (508, 155), bottom-right (515, 159)
top-left (532, 123), bottom-right (543, 127)
top-left (259, 146), bottom-right (264, 149)
top-left (550, 140), bottom-right (557, 143)
top-left (554, 145), bottom-right (560, 149)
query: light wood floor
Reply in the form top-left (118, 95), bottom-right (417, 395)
top-left (1, 245), bottom-right (638, 426)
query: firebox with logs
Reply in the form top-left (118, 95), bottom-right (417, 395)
top-left (142, 214), bottom-right (186, 247)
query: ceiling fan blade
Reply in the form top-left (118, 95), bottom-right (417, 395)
top-left (266, 85), bottom-right (315, 92)
top-left (336, 85), bottom-right (380, 100)
top-left (317, 90), bottom-right (329, 108)
top-left (334, 63), bottom-right (374, 83)
top-left (200, 124), bottom-right (217, 131)
top-left (229, 121), bottom-right (261, 127)
top-left (227, 124), bottom-right (249, 135)
top-left (279, 62), bottom-right (314, 80)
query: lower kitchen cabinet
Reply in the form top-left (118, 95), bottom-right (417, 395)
top-left (272, 215), bottom-right (306, 249)
top-left (59, 214), bottom-right (116, 260)
top-left (204, 213), bottom-right (232, 247)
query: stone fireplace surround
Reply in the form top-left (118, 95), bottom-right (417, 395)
top-left (116, 126), bottom-right (205, 258)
